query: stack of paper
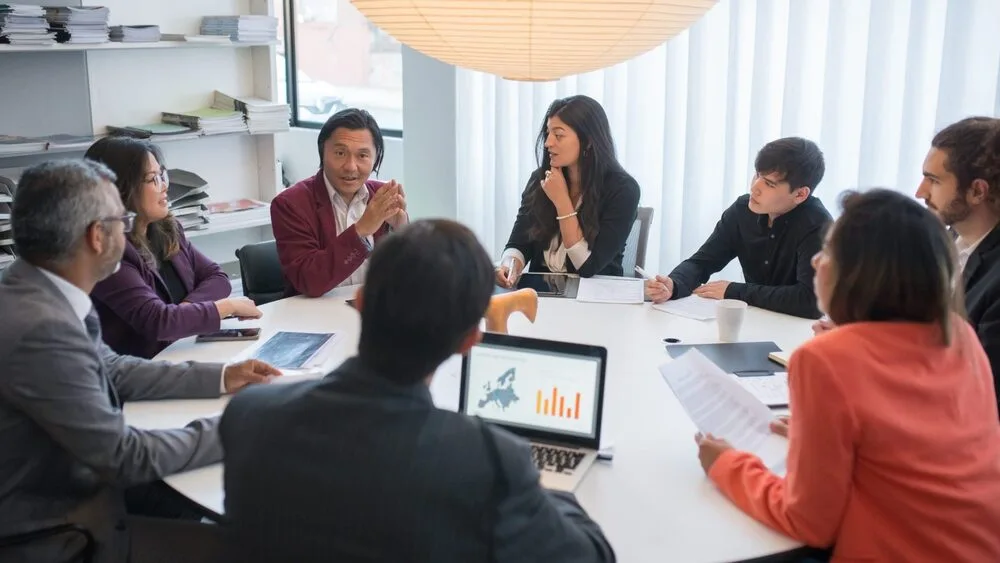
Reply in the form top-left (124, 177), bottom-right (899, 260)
top-left (212, 91), bottom-right (290, 134)
top-left (200, 15), bottom-right (278, 43)
top-left (659, 349), bottom-right (788, 472)
top-left (0, 4), bottom-right (55, 45)
top-left (166, 169), bottom-right (210, 232)
top-left (46, 6), bottom-right (110, 44)
top-left (161, 107), bottom-right (247, 136)
top-left (110, 24), bottom-right (160, 43)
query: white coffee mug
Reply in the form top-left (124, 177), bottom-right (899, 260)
top-left (717, 299), bottom-right (748, 342)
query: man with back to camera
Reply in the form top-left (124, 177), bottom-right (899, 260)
top-left (221, 219), bottom-right (616, 563)
top-left (645, 137), bottom-right (832, 319)
top-left (0, 159), bottom-right (279, 563)
top-left (271, 108), bottom-right (408, 297)
top-left (814, 116), bottom-right (1000, 415)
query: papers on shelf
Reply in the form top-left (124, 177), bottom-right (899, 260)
top-left (659, 349), bottom-right (787, 472)
top-left (652, 295), bottom-right (717, 320)
top-left (576, 276), bottom-right (644, 304)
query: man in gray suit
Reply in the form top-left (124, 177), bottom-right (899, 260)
top-left (0, 160), bottom-right (280, 563)
top-left (221, 219), bottom-right (615, 562)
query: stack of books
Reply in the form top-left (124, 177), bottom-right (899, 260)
top-left (166, 169), bottom-right (210, 232)
top-left (199, 15), bottom-right (277, 43)
top-left (110, 24), bottom-right (160, 43)
top-left (0, 175), bottom-right (14, 273)
top-left (161, 107), bottom-right (247, 136)
top-left (212, 91), bottom-right (290, 134)
top-left (45, 6), bottom-right (110, 44)
top-left (0, 4), bottom-right (55, 46)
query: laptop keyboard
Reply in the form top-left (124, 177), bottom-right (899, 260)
top-left (531, 444), bottom-right (585, 474)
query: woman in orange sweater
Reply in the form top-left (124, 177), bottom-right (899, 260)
top-left (696, 188), bottom-right (1000, 561)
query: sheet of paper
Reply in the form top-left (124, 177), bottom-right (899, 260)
top-left (659, 349), bottom-right (787, 472)
top-left (576, 276), bottom-right (644, 304)
top-left (652, 295), bottom-right (717, 320)
top-left (732, 372), bottom-right (789, 408)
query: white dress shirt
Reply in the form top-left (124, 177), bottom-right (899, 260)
top-left (38, 267), bottom-right (227, 392)
top-left (956, 231), bottom-right (990, 273)
top-left (324, 173), bottom-right (372, 287)
top-left (500, 200), bottom-right (591, 273)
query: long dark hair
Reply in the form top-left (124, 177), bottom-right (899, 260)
top-left (317, 108), bottom-right (385, 173)
top-left (84, 136), bottom-right (181, 267)
top-left (525, 95), bottom-right (622, 246)
top-left (825, 188), bottom-right (964, 345)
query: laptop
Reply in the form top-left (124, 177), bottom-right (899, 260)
top-left (459, 332), bottom-right (607, 491)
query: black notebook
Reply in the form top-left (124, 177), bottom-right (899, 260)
top-left (665, 341), bottom-right (783, 376)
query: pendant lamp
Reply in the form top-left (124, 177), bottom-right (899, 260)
top-left (350, 0), bottom-right (718, 81)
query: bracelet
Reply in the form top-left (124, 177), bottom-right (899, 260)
top-left (556, 211), bottom-right (578, 221)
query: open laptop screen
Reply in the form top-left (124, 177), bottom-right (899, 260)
top-left (460, 333), bottom-right (605, 447)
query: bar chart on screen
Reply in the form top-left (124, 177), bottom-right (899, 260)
top-left (536, 388), bottom-right (582, 419)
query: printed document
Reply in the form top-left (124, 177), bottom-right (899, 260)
top-left (659, 349), bottom-right (787, 472)
top-left (576, 276), bottom-right (644, 304)
top-left (652, 295), bottom-right (717, 320)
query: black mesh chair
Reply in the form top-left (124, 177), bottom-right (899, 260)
top-left (235, 240), bottom-right (286, 305)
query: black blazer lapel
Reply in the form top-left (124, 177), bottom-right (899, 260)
top-left (964, 225), bottom-right (1000, 287)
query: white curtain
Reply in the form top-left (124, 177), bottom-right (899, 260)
top-left (454, 0), bottom-right (1000, 275)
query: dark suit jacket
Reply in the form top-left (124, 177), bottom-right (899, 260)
top-left (90, 224), bottom-right (232, 359)
top-left (271, 172), bottom-right (393, 298)
top-left (504, 167), bottom-right (640, 277)
top-left (963, 224), bottom-right (1000, 417)
top-left (0, 260), bottom-right (224, 563)
top-left (220, 357), bottom-right (615, 563)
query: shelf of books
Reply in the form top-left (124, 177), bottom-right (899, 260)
top-left (0, 2), bottom-right (282, 275)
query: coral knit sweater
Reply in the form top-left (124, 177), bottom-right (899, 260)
top-left (709, 320), bottom-right (1000, 562)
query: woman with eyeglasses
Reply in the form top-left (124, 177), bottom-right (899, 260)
top-left (85, 136), bottom-right (262, 359)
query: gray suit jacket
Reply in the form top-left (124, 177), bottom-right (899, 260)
top-left (0, 260), bottom-right (225, 563)
top-left (221, 356), bottom-right (615, 563)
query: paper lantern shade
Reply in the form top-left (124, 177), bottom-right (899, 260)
top-left (350, 0), bottom-right (718, 82)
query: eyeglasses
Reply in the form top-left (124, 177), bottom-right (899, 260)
top-left (99, 211), bottom-right (137, 234)
top-left (144, 169), bottom-right (169, 187)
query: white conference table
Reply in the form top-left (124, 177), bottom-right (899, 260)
top-left (124, 285), bottom-right (815, 563)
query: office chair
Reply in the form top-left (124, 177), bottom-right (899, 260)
top-left (235, 240), bottom-right (286, 305)
top-left (0, 523), bottom-right (95, 563)
top-left (622, 207), bottom-right (654, 276)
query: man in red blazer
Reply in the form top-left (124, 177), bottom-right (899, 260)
top-left (271, 109), bottom-right (408, 297)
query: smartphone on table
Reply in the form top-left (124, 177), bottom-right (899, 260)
top-left (195, 328), bottom-right (262, 343)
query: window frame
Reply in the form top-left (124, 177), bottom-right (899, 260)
top-left (280, 0), bottom-right (403, 138)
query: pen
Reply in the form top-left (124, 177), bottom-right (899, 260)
top-left (634, 266), bottom-right (653, 279)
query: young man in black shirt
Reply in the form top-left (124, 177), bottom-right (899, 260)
top-left (646, 137), bottom-right (832, 319)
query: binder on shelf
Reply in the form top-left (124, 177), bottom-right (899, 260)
top-left (107, 123), bottom-right (201, 140)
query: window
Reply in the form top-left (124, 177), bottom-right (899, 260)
top-left (276, 0), bottom-right (403, 134)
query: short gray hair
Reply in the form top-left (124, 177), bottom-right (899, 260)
top-left (12, 159), bottom-right (118, 265)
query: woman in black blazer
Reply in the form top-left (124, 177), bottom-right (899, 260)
top-left (496, 95), bottom-right (641, 287)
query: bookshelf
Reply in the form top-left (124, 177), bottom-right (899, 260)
top-left (0, 39), bottom-right (278, 52)
top-left (0, 0), bottom-right (281, 273)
